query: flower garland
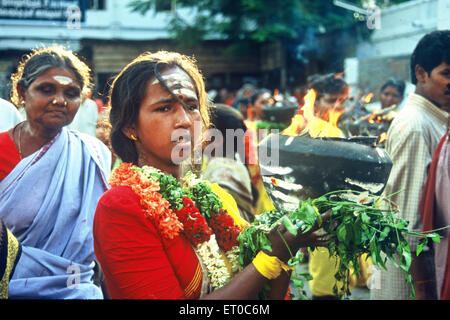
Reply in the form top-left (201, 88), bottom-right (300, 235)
top-left (108, 163), bottom-right (243, 289)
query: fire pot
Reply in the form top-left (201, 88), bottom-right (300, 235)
top-left (258, 134), bottom-right (393, 212)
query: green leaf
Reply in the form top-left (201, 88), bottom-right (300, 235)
top-left (431, 234), bottom-right (441, 243)
top-left (337, 225), bottom-right (346, 242)
top-left (282, 215), bottom-right (298, 236)
top-left (416, 239), bottom-right (426, 256)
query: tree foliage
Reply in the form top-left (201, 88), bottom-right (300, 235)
top-left (128, 0), bottom-right (409, 45)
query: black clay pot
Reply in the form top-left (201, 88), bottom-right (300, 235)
top-left (261, 101), bottom-right (299, 125)
top-left (258, 133), bottom-right (393, 211)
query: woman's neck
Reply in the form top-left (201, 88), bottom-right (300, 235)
top-left (18, 121), bottom-right (61, 157)
top-left (137, 156), bottom-right (182, 179)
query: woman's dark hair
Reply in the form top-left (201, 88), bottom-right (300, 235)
top-left (410, 30), bottom-right (450, 84)
top-left (108, 51), bottom-right (210, 165)
top-left (380, 78), bottom-right (406, 97)
top-left (250, 89), bottom-right (271, 105)
top-left (209, 103), bottom-right (247, 159)
top-left (10, 45), bottom-right (92, 106)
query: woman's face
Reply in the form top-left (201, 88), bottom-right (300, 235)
top-left (253, 92), bottom-right (272, 119)
top-left (131, 66), bottom-right (202, 175)
top-left (21, 67), bottom-right (82, 131)
top-left (380, 85), bottom-right (402, 109)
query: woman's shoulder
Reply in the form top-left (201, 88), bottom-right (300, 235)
top-left (0, 131), bottom-right (22, 182)
top-left (0, 130), bottom-right (13, 146)
top-left (68, 129), bottom-right (112, 173)
top-left (94, 185), bottom-right (159, 236)
top-left (98, 185), bottom-right (141, 211)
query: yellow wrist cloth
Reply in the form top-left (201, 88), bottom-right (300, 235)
top-left (252, 251), bottom-right (295, 280)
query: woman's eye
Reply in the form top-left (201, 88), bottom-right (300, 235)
top-left (65, 88), bottom-right (81, 99)
top-left (187, 104), bottom-right (199, 111)
top-left (157, 105), bottom-right (171, 112)
top-left (38, 85), bottom-right (55, 95)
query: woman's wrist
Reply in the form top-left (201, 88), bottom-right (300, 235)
top-left (252, 251), bottom-right (294, 280)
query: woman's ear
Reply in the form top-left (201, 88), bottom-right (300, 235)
top-left (121, 126), bottom-right (138, 141)
top-left (17, 83), bottom-right (26, 106)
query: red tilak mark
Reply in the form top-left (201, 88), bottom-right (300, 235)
top-left (24, 279), bottom-right (28, 286)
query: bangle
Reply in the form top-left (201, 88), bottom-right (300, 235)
top-left (252, 251), bottom-right (295, 280)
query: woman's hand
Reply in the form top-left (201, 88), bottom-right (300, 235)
top-left (267, 210), bottom-right (331, 263)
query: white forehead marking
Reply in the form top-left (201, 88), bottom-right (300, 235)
top-left (151, 67), bottom-right (197, 100)
top-left (53, 75), bottom-right (73, 85)
top-left (151, 67), bottom-right (194, 89)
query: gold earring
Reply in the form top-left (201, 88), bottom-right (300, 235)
top-left (130, 134), bottom-right (138, 141)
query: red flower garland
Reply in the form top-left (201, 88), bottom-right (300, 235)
top-left (174, 198), bottom-right (241, 252)
top-left (109, 163), bottom-right (242, 252)
top-left (209, 209), bottom-right (242, 252)
top-left (175, 197), bottom-right (213, 246)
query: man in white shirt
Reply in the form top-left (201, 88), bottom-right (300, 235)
top-left (370, 30), bottom-right (450, 300)
top-left (0, 98), bottom-right (23, 132)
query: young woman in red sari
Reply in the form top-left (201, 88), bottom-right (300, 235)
top-left (93, 51), bottom-right (329, 299)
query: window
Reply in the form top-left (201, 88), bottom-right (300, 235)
top-left (87, 0), bottom-right (106, 10)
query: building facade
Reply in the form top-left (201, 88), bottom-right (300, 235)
top-left (0, 0), bottom-right (269, 100)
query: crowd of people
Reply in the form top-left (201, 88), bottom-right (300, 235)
top-left (0, 29), bottom-right (449, 300)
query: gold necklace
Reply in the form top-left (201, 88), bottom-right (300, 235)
top-left (16, 122), bottom-right (23, 155)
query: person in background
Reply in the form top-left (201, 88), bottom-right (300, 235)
top-left (371, 30), bottom-right (450, 300)
top-left (243, 88), bottom-right (276, 216)
top-left (232, 83), bottom-right (256, 110)
top-left (68, 90), bottom-right (99, 136)
top-left (248, 89), bottom-right (272, 122)
top-left (237, 97), bottom-right (251, 121)
top-left (95, 108), bottom-right (118, 170)
top-left (93, 50), bottom-right (329, 299)
top-left (201, 104), bottom-right (254, 223)
top-left (297, 73), bottom-right (371, 299)
top-left (0, 45), bottom-right (111, 299)
top-left (420, 128), bottom-right (450, 300)
top-left (310, 73), bottom-right (349, 122)
top-left (0, 219), bottom-right (21, 299)
top-left (379, 78), bottom-right (406, 110)
top-left (0, 98), bottom-right (23, 132)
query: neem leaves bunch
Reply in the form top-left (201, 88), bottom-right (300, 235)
top-left (238, 190), bottom-right (441, 299)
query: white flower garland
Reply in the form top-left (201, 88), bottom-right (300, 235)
top-left (195, 235), bottom-right (231, 289)
top-left (183, 173), bottom-right (244, 290)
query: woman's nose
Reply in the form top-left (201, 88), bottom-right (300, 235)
top-left (174, 105), bottom-right (192, 128)
top-left (52, 91), bottom-right (65, 104)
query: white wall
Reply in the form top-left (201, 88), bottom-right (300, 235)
top-left (0, 0), bottom-right (196, 51)
top-left (369, 0), bottom-right (447, 58)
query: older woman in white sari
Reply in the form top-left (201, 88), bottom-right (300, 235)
top-left (0, 46), bottom-right (110, 299)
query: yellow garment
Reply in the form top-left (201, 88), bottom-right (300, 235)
top-left (0, 227), bottom-right (21, 299)
top-left (308, 248), bottom-right (372, 297)
top-left (247, 164), bottom-right (276, 215)
top-left (252, 251), bottom-right (294, 280)
top-left (207, 182), bottom-right (248, 276)
top-left (208, 182), bottom-right (248, 229)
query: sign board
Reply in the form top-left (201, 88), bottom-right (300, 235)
top-left (0, 0), bottom-right (86, 22)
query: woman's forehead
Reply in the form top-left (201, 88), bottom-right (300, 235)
top-left (149, 65), bottom-right (198, 99)
top-left (152, 66), bottom-right (194, 89)
top-left (32, 66), bottom-right (80, 87)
